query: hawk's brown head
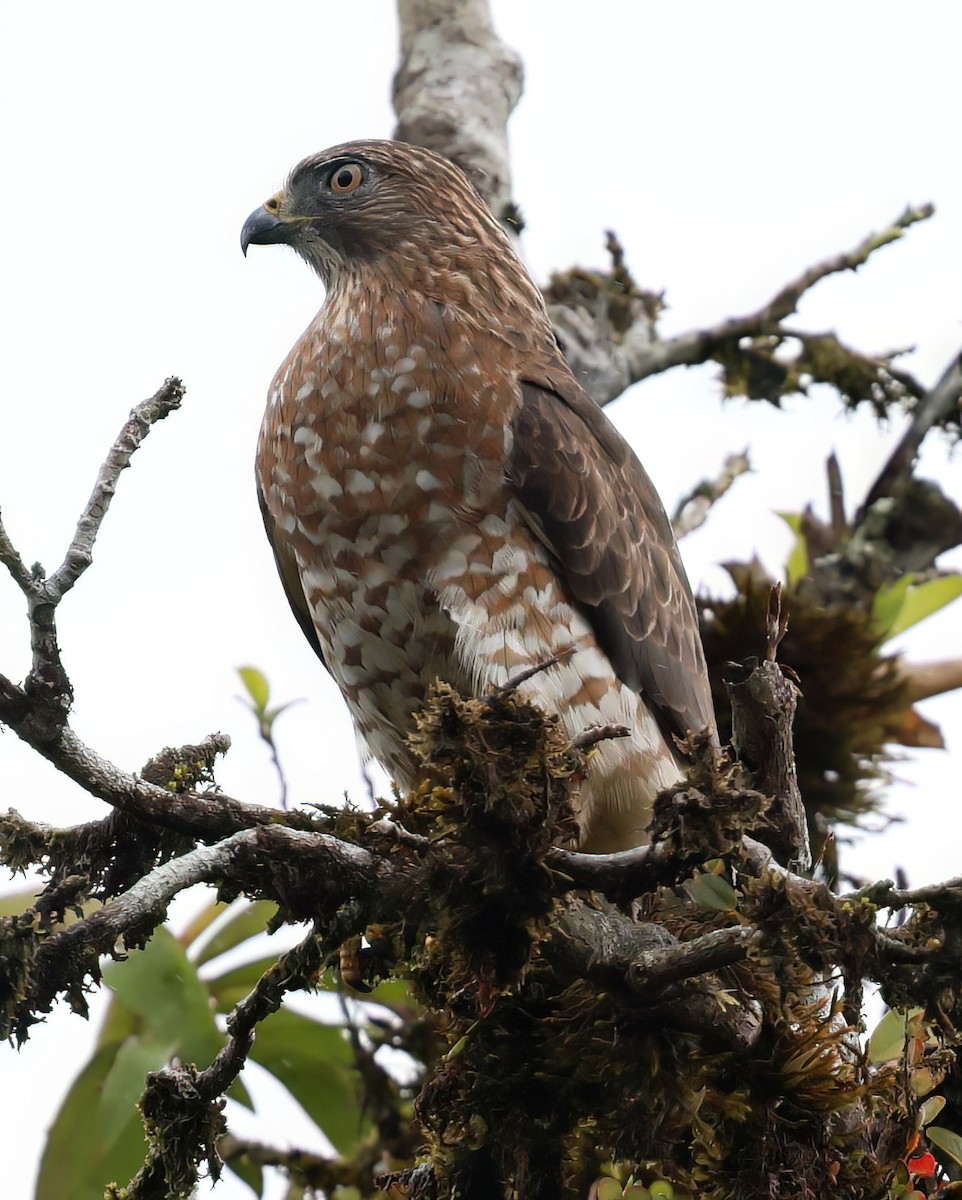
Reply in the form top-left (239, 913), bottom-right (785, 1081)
top-left (240, 139), bottom-right (516, 289)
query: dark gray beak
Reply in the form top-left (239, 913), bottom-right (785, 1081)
top-left (240, 206), bottom-right (292, 256)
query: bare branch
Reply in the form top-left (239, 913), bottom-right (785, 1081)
top-left (625, 204), bottom-right (934, 392)
top-left (46, 377), bottom-right (185, 602)
top-left (843, 874), bottom-right (962, 911)
top-left (569, 722), bottom-right (631, 750)
top-left (861, 345), bottom-right (962, 513)
top-left (0, 518), bottom-right (34, 593)
top-left (546, 901), bottom-right (763, 1053)
top-left (0, 700), bottom-right (325, 841)
top-left (218, 1136), bottom-right (339, 1193)
top-left (547, 841), bottom-right (654, 891)
top-left (0, 377), bottom-right (184, 741)
top-left (672, 449), bottom-right (751, 538)
top-left (493, 645), bottom-right (575, 694)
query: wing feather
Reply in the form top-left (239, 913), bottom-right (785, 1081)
top-left (511, 379), bottom-right (715, 742)
top-left (256, 481), bottom-right (328, 671)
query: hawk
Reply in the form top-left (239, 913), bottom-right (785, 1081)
top-left (241, 140), bottom-right (715, 852)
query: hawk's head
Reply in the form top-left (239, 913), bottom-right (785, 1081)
top-left (241, 139), bottom-right (513, 287)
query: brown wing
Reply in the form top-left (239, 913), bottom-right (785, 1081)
top-left (257, 480), bottom-right (328, 671)
top-left (511, 379), bottom-right (716, 743)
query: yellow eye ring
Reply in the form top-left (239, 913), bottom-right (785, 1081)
top-left (329, 163), bottom-right (364, 194)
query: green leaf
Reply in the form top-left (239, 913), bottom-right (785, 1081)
top-left (364, 976), bottom-right (415, 1015)
top-left (927, 1125), bottom-right (962, 1166)
top-left (36, 1040), bottom-right (150, 1200)
top-left (685, 872), bottom-right (738, 913)
top-left (225, 1157), bottom-right (265, 1198)
top-left (917, 1094), bottom-right (947, 1127)
top-left (250, 1007), bottom-right (369, 1155)
top-left (103, 927), bottom-right (254, 1108)
top-left (595, 1179), bottom-right (625, 1200)
top-left (96, 994), bottom-right (139, 1050)
top-left (97, 1032), bottom-right (176, 1152)
top-left (238, 665), bottom-right (271, 713)
top-left (0, 887), bottom-right (39, 917)
top-left (872, 574), bottom-right (914, 637)
top-left (776, 511), bottom-right (810, 585)
top-left (911, 1067), bottom-right (941, 1098)
top-left (206, 954), bottom-right (281, 1012)
top-left (193, 900), bottom-right (280, 968)
top-left (879, 574), bottom-right (962, 641)
top-left (867, 1006), bottom-right (923, 1063)
top-left (178, 897), bottom-right (231, 951)
top-left (104, 927), bottom-right (222, 1067)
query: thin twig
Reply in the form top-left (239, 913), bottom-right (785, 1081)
top-left (588, 205), bottom-right (935, 406)
top-left (860, 346), bottom-right (962, 513)
top-left (0, 378), bottom-right (185, 739)
top-left (0, 699), bottom-right (326, 840)
top-left (46, 378), bottom-right (185, 603)
top-left (569, 722), bottom-right (630, 750)
top-left (672, 450), bottom-right (751, 538)
top-left (493, 646), bottom-right (576, 694)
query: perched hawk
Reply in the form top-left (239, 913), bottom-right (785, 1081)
top-left (242, 140), bottom-right (715, 851)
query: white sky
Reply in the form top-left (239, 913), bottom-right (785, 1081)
top-left (1, 2), bottom-right (960, 1196)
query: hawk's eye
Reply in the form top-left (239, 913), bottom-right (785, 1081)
top-left (329, 163), bottom-right (364, 194)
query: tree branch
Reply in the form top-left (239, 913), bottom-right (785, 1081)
top-left (116, 912), bottom-right (364, 1200)
top-left (46, 378), bottom-right (185, 602)
top-left (546, 901), bottom-right (763, 1053)
top-left (549, 205), bottom-right (935, 408)
top-left (0, 682), bottom-right (327, 842)
top-left (624, 204), bottom-right (935, 392)
top-left (2, 818), bottom-right (390, 1043)
top-left (672, 449), bottom-right (751, 538)
top-left (0, 377), bottom-right (184, 742)
top-left (861, 346), bottom-right (962, 514)
top-left (393, 0), bottom-right (523, 223)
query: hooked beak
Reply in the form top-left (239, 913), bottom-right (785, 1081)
top-left (240, 205), bottom-right (294, 256)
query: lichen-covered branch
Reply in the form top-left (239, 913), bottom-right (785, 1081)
top-left (0, 824), bottom-right (384, 1043)
top-left (724, 641), bottom-right (810, 870)
top-left (110, 917), bottom-right (353, 1200)
top-left (0, 705), bottom-right (324, 840)
top-left (548, 204), bottom-right (936, 408)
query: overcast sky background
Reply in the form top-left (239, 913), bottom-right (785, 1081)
top-left (1, 3), bottom-right (960, 1196)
